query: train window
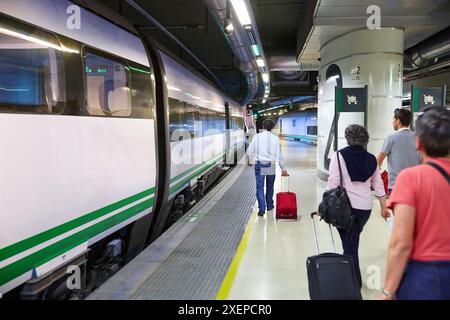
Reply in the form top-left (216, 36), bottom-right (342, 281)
top-left (218, 112), bottom-right (226, 133)
top-left (128, 62), bottom-right (154, 119)
top-left (185, 103), bottom-right (199, 137)
top-left (169, 98), bottom-right (184, 141)
top-left (0, 22), bottom-right (65, 114)
top-left (307, 126), bottom-right (318, 135)
top-left (84, 52), bottom-right (131, 117)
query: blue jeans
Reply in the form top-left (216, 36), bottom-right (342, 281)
top-left (397, 260), bottom-right (450, 300)
top-left (337, 208), bottom-right (371, 289)
top-left (254, 161), bottom-right (276, 213)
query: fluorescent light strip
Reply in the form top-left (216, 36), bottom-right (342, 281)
top-left (168, 86), bottom-right (181, 92)
top-left (256, 58), bottom-right (265, 67)
top-left (231, 0), bottom-right (252, 26)
top-left (0, 27), bottom-right (79, 54)
top-left (251, 45), bottom-right (260, 56)
top-left (262, 73), bottom-right (269, 83)
top-left (0, 86), bottom-right (29, 92)
top-left (186, 93), bottom-right (202, 100)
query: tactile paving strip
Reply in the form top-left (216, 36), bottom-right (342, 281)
top-left (89, 165), bottom-right (257, 300)
top-left (131, 168), bottom-right (255, 300)
top-left (133, 166), bottom-right (256, 300)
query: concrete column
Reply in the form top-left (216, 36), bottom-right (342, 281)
top-left (317, 28), bottom-right (404, 179)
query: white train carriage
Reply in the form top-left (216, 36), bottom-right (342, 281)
top-left (0, 0), bottom-right (245, 299)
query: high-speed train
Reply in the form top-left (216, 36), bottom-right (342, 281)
top-left (276, 110), bottom-right (317, 145)
top-left (0, 0), bottom-right (245, 299)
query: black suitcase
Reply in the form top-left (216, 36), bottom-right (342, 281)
top-left (307, 212), bottom-right (362, 300)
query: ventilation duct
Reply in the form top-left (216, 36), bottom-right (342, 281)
top-left (405, 27), bottom-right (450, 71)
top-left (206, 0), bottom-right (259, 106)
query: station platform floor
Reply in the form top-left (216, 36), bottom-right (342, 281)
top-left (88, 139), bottom-right (391, 300)
top-left (225, 140), bottom-right (390, 300)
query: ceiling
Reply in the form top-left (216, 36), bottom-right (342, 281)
top-left (96, 0), bottom-right (449, 111)
top-left (250, 0), bottom-right (317, 100)
top-left (97, 0), bottom-right (315, 106)
top-left (298, 0), bottom-right (450, 65)
top-left (97, 0), bottom-right (245, 97)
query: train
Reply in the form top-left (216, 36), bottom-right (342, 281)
top-left (276, 110), bottom-right (318, 145)
top-left (0, 0), bottom-right (245, 299)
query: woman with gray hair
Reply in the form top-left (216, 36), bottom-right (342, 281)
top-left (325, 124), bottom-right (389, 289)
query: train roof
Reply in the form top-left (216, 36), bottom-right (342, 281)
top-left (0, 0), bottom-right (149, 67)
top-left (0, 0), bottom-right (243, 114)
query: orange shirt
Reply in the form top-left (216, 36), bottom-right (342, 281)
top-left (388, 158), bottom-right (450, 262)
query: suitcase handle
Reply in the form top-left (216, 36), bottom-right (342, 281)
top-left (281, 176), bottom-right (290, 192)
top-left (310, 212), bottom-right (337, 255)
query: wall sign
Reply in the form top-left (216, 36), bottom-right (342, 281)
top-left (412, 85), bottom-right (446, 112)
top-left (334, 85), bottom-right (369, 151)
top-left (336, 87), bottom-right (368, 113)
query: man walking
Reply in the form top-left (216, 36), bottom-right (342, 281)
top-left (377, 108), bottom-right (421, 194)
top-left (247, 119), bottom-right (289, 216)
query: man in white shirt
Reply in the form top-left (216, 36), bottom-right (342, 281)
top-left (247, 119), bottom-right (289, 216)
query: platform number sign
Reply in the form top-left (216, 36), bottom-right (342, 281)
top-left (411, 85), bottom-right (447, 112)
top-left (351, 66), bottom-right (361, 82)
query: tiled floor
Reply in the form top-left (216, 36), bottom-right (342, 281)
top-left (227, 139), bottom-right (391, 300)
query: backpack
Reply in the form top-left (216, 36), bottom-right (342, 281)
top-left (319, 152), bottom-right (354, 230)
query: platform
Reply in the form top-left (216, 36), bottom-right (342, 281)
top-left (88, 139), bottom-right (392, 300)
top-left (225, 140), bottom-right (391, 300)
top-left (88, 163), bottom-right (257, 300)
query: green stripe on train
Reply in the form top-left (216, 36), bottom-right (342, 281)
top-left (0, 153), bottom-right (226, 263)
top-left (0, 198), bottom-right (154, 286)
top-left (169, 152), bottom-right (226, 194)
top-left (170, 156), bottom-right (223, 194)
top-left (0, 188), bottom-right (155, 263)
top-left (0, 151), bottom-right (227, 286)
top-left (0, 150), bottom-right (235, 270)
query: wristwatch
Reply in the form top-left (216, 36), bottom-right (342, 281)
top-left (382, 288), bottom-right (395, 299)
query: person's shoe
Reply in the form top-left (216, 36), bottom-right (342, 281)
top-left (267, 207), bottom-right (274, 211)
top-left (257, 211), bottom-right (265, 217)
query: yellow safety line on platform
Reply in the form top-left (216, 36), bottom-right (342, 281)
top-left (216, 211), bottom-right (256, 300)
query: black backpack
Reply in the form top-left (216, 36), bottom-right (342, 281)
top-left (319, 152), bottom-right (354, 230)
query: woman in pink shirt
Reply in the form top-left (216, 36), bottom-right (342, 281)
top-left (326, 124), bottom-right (389, 288)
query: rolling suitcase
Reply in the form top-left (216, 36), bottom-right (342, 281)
top-left (307, 212), bottom-right (362, 300)
top-left (276, 177), bottom-right (297, 220)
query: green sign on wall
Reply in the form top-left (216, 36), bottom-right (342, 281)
top-left (411, 85), bottom-right (446, 112)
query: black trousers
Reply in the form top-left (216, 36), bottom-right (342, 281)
top-left (337, 208), bottom-right (372, 289)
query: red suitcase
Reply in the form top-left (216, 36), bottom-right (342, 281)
top-left (276, 177), bottom-right (298, 220)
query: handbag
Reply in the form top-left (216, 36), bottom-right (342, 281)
top-left (318, 151), bottom-right (354, 230)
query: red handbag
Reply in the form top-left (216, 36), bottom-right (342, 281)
top-left (381, 170), bottom-right (389, 195)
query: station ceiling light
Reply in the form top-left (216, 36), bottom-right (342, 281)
top-left (223, 19), bottom-right (234, 36)
top-left (262, 73), bottom-right (269, 83)
top-left (251, 44), bottom-right (260, 56)
top-left (230, 0), bottom-right (252, 26)
top-left (256, 58), bottom-right (265, 67)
